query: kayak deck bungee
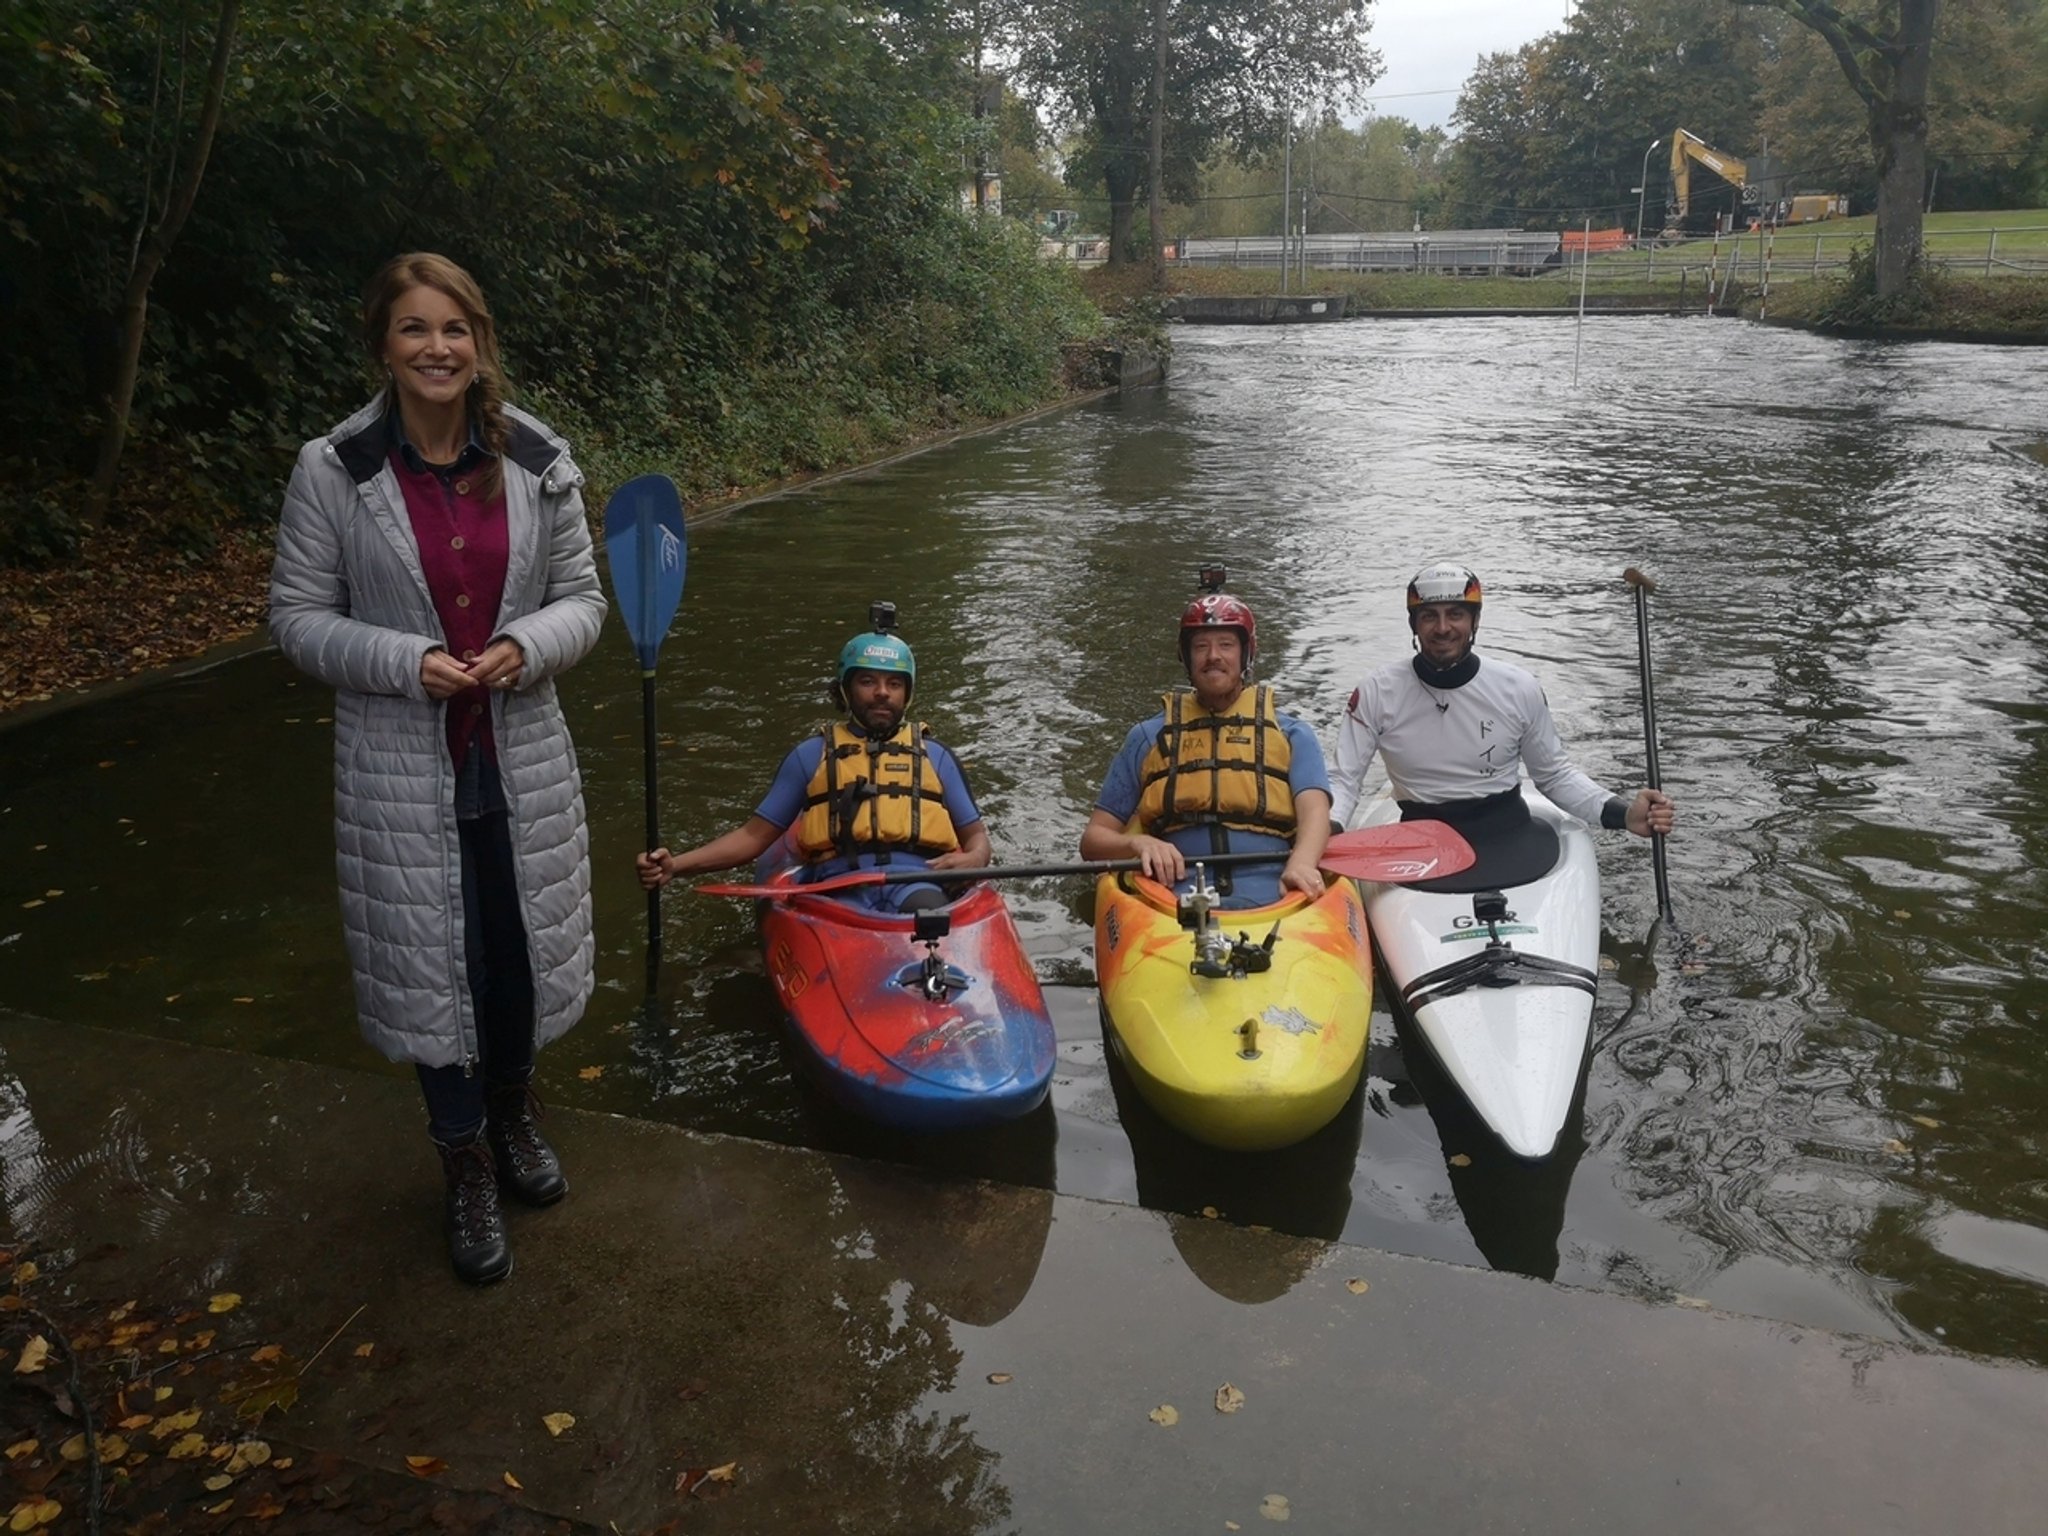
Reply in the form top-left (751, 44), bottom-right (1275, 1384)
top-left (1093, 867), bottom-right (1375, 1152)
top-left (753, 846), bottom-right (1056, 1132)
top-left (1357, 786), bottom-right (1600, 1160)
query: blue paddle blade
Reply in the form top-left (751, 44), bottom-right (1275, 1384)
top-left (602, 473), bottom-right (687, 671)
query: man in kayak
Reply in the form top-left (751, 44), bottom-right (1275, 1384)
top-left (1328, 562), bottom-right (1676, 839)
top-left (636, 616), bottom-right (991, 910)
top-left (1080, 584), bottom-right (1332, 908)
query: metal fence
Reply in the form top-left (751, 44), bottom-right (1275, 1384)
top-left (1123, 226), bottom-right (2048, 281)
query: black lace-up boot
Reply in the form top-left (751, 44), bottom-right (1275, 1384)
top-left (486, 1082), bottom-right (567, 1207)
top-left (435, 1136), bottom-right (513, 1285)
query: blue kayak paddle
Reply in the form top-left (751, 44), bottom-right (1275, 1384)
top-left (602, 473), bottom-right (688, 982)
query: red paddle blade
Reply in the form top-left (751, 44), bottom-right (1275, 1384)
top-left (693, 870), bottom-right (887, 900)
top-left (1319, 820), bottom-right (1474, 883)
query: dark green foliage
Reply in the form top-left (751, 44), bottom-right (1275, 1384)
top-left (0, 0), bottom-right (1100, 564)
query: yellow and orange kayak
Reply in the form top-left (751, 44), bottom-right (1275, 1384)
top-left (1093, 873), bottom-right (1374, 1151)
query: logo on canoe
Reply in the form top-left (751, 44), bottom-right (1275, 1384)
top-left (1344, 901), bottom-right (1362, 943)
top-left (1437, 924), bottom-right (1537, 945)
top-left (1104, 907), bottom-right (1121, 952)
top-left (1260, 1005), bottom-right (1319, 1036)
top-left (769, 940), bottom-right (808, 999)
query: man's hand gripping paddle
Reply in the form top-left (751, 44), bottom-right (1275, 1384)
top-left (602, 474), bottom-right (687, 986)
top-left (691, 821), bottom-right (1476, 900)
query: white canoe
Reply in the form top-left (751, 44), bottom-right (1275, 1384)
top-left (1356, 786), bottom-right (1600, 1160)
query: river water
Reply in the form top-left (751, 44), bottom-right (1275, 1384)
top-left (3, 316), bottom-right (2044, 1362)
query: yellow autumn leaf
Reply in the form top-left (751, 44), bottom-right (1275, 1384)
top-left (1199, 1205), bottom-right (1219, 1219)
top-left (13, 1337), bottom-right (49, 1374)
top-left (117, 1415), bottom-right (152, 1432)
top-left (405, 1454), bottom-right (446, 1477)
top-left (154, 1386), bottom-right (173, 1401)
top-left (224, 1440), bottom-right (270, 1475)
top-left (577, 1065), bottom-right (604, 1081)
top-left (203, 1475), bottom-right (233, 1492)
top-left (167, 1433), bottom-right (207, 1460)
top-left (986, 1372), bottom-right (1012, 1385)
top-left (151, 1407), bottom-right (201, 1439)
top-left (542, 1412), bottom-right (576, 1437)
top-left (1911, 1115), bottom-right (1940, 1130)
top-left (1260, 1492), bottom-right (1291, 1522)
top-left (58, 1436), bottom-right (86, 1462)
top-left (2, 1442), bottom-right (35, 1462)
top-left (156, 1336), bottom-right (179, 1354)
top-left (1447, 1153), bottom-right (1472, 1167)
top-left (107, 1301), bottom-right (136, 1322)
top-left (1148, 1404), bottom-right (1179, 1426)
top-left (207, 1293), bottom-right (242, 1314)
top-left (1884, 1138), bottom-right (1910, 1154)
top-left (1345, 1278), bottom-right (1369, 1295)
top-left (353, 1342), bottom-right (374, 1358)
top-left (12, 1263), bottom-right (36, 1284)
top-left (1215, 1383), bottom-right (1246, 1414)
top-left (503, 1471), bottom-right (523, 1490)
top-left (204, 1500), bottom-right (233, 1516)
top-left (98, 1436), bottom-right (127, 1460)
top-left (272, 1457), bottom-right (292, 1470)
top-left (250, 1345), bottom-right (283, 1364)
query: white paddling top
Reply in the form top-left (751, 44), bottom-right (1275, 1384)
top-left (1330, 654), bottom-right (1613, 830)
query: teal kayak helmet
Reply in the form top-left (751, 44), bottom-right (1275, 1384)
top-left (834, 630), bottom-right (915, 707)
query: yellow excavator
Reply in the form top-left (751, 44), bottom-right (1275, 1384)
top-left (1667, 129), bottom-right (1751, 235)
top-left (1668, 128), bottom-right (1845, 234)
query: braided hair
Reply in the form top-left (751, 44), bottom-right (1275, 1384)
top-left (361, 253), bottom-right (511, 501)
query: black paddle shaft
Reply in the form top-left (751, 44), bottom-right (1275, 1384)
top-left (1631, 581), bottom-right (1675, 921)
top-left (865, 850), bottom-right (1293, 886)
top-left (642, 672), bottom-right (661, 980)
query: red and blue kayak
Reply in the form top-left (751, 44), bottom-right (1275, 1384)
top-left (752, 847), bottom-right (1057, 1132)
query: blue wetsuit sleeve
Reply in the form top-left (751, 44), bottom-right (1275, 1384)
top-left (926, 742), bottom-right (983, 830)
top-left (753, 739), bottom-right (821, 829)
top-left (1280, 717), bottom-right (1331, 799)
top-left (1094, 722), bottom-right (1157, 823)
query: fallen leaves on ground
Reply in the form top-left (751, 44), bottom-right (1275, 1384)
top-left (5, 1499), bottom-right (62, 1531)
top-left (404, 1454), bottom-right (446, 1478)
top-left (1260, 1493), bottom-right (1291, 1522)
top-left (0, 520), bottom-right (275, 714)
top-left (1214, 1383), bottom-right (1245, 1414)
top-left (1447, 1153), bottom-right (1472, 1168)
top-left (1910, 1114), bottom-right (1941, 1129)
top-left (1147, 1404), bottom-right (1179, 1427)
top-left (674, 1461), bottom-right (738, 1499)
top-left (577, 1065), bottom-right (605, 1081)
top-left (541, 1412), bottom-right (576, 1437)
top-left (1345, 1278), bottom-right (1369, 1295)
top-left (503, 1471), bottom-right (523, 1490)
top-left (985, 1372), bottom-right (1012, 1385)
top-left (207, 1293), bottom-right (242, 1314)
top-left (11, 1338), bottom-right (48, 1375)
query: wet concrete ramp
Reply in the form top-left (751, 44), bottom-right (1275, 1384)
top-left (2, 1011), bottom-right (2042, 1533)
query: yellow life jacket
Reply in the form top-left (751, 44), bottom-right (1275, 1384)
top-left (1135, 686), bottom-right (1296, 839)
top-left (793, 720), bottom-right (962, 861)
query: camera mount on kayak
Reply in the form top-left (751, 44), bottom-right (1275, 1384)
top-left (1396, 888), bottom-right (1599, 1010)
top-left (1179, 863), bottom-right (1281, 980)
top-left (893, 907), bottom-right (972, 1001)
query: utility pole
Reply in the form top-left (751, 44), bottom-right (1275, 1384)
top-left (1280, 110), bottom-right (1292, 295)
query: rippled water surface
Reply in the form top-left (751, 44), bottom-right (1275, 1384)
top-left (4, 316), bottom-right (2045, 1360)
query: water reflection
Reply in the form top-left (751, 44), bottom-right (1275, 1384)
top-left (4, 317), bottom-right (2047, 1365)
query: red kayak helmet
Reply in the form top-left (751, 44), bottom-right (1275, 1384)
top-left (1179, 592), bottom-right (1257, 674)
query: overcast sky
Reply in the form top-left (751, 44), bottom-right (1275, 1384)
top-left (1360, 0), bottom-right (1566, 129)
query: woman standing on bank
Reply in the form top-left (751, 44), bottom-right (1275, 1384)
top-left (269, 253), bottom-right (607, 1285)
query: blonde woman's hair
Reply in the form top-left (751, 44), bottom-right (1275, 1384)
top-left (362, 252), bottom-right (511, 499)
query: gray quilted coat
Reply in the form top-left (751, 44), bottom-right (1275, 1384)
top-left (269, 394), bottom-right (608, 1068)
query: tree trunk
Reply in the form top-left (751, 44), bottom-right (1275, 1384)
top-left (87, 0), bottom-right (241, 521)
top-left (1869, 0), bottom-right (1937, 299)
top-left (1103, 154), bottom-right (1142, 268)
top-left (1148, 0), bottom-right (1167, 287)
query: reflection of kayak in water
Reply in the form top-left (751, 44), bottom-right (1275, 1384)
top-left (1093, 869), bottom-right (1374, 1151)
top-left (752, 838), bottom-right (1056, 1131)
top-left (832, 1161), bottom-right (1056, 1326)
top-left (1357, 786), bottom-right (1599, 1160)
